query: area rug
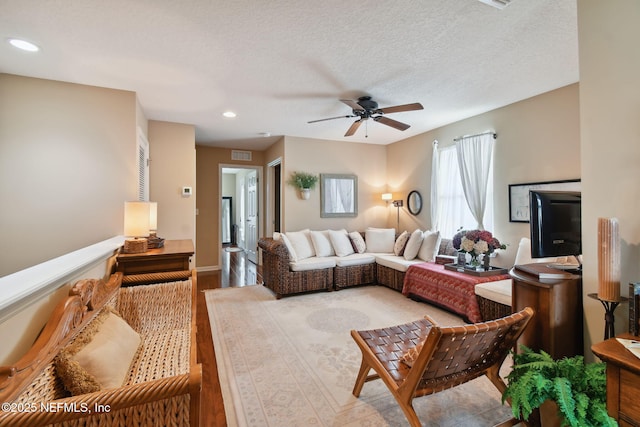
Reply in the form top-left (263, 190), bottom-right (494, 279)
top-left (205, 285), bottom-right (514, 426)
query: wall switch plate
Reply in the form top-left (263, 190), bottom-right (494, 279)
top-left (182, 186), bottom-right (192, 197)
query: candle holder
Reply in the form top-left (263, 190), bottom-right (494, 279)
top-left (588, 293), bottom-right (628, 340)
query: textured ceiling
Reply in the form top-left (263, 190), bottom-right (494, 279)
top-left (0, 0), bottom-right (578, 150)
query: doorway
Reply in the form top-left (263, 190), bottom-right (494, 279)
top-left (220, 165), bottom-right (262, 265)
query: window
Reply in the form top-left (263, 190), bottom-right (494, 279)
top-left (432, 134), bottom-right (495, 238)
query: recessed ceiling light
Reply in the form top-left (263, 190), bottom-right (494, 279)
top-left (222, 111), bottom-right (237, 118)
top-left (8, 38), bottom-right (40, 52)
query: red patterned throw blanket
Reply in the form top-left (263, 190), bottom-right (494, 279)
top-left (402, 263), bottom-right (510, 322)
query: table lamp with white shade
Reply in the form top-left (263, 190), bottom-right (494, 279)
top-left (123, 201), bottom-right (151, 253)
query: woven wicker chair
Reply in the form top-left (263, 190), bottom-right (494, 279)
top-left (0, 271), bottom-right (201, 427)
top-left (350, 307), bottom-right (534, 427)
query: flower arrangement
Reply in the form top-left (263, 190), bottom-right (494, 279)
top-left (452, 229), bottom-right (506, 262)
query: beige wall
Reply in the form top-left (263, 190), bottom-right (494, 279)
top-left (148, 121), bottom-right (196, 251)
top-left (578, 1), bottom-right (640, 357)
top-left (386, 84), bottom-right (581, 268)
top-left (0, 74), bottom-right (139, 277)
top-left (195, 146), bottom-right (265, 268)
top-left (282, 136), bottom-right (390, 232)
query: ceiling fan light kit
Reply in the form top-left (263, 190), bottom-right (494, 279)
top-left (308, 96), bottom-right (423, 137)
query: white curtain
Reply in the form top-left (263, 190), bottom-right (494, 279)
top-left (430, 140), bottom-right (439, 230)
top-left (435, 146), bottom-right (477, 237)
top-left (455, 133), bottom-right (495, 230)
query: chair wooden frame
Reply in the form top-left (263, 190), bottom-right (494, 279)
top-left (351, 307), bottom-right (534, 427)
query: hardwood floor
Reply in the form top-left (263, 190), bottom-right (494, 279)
top-left (196, 248), bottom-right (261, 427)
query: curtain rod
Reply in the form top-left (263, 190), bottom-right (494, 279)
top-left (453, 131), bottom-right (497, 142)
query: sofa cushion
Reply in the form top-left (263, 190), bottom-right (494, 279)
top-left (329, 229), bottom-right (355, 257)
top-left (375, 254), bottom-right (425, 272)
top-left (418, 230), bottom-right (441, 262)
top-left (334, 253), bottom-right (376, 267)
top-left (403, 229), bottom-right (424, 260)
top-left (365, 228), bottom-right (395, 253)
top-left (285, 229), bottom-right (315, 261)
top-left (474, 279), bottom-right (512, 306)
top-left (349, 231), bottom-right (367, 254)
top-left (310, 230), bottom-right (335, 257)
top-left (394, 231), bottom-right (410, 256)
top-left (56, 309), bottom-right (141, 395)
top-left (289, 256), bottom-right (336, 272)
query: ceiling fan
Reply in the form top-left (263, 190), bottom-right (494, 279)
top-left (308, 96), bottom-right (424, 137)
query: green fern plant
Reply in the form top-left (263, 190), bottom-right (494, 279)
top-left (502, 345), bottom-right (617, 427)
top-left (286, 171), bottom-right (318, 190)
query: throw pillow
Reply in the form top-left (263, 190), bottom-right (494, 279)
top-left (349, 231), bottom-right (366, 254)
top-left (285, 230), bottom-right (315, 261)
top-left (310, 230), bottom-right (335, 257)
top-left (56, 309), bottom-right (141, 395)
top-left (418, 230), bottom-right (441, 262)
top-left (393, 231), bottom-right (410, 256)
top-left (329, 229), bottom-right (355, 257)
top-left (403, 229), bottom-right (424, 260)
top-left (365, 228), bottom-right (396, 253)
top-left (279, 233), bottom-right (298, 261)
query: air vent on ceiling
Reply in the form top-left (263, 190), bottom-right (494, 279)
top-left (477, 0), bottom-right (511, 9)
top-left (231, 150), bottom-right (252, 161)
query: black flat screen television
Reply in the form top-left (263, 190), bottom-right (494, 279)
top-left (529, 190), bottom-right (581, 258)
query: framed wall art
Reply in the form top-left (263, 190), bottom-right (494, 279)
top-left (320, 174), bottom-right (358, 218)
top-left (508, 179), bottom-right (581, 222)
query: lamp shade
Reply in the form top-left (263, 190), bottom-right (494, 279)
top-left (124, 201), bottom-right (151, 237)
top-left (149, 202), bottom-right (158, 231)
top-left (382, 193), bottom-right (393, 201)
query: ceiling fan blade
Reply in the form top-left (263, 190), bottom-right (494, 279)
top-left (308, 115), bottom-right (354, 124)
top-left (344, 120), bottom-right (362, 137)
top-left (374, 116), bottom-right (411, 131)
top-left (340, 99), bottom-right (365, 111)
top-left (377, 102), bottom-right (424, 114)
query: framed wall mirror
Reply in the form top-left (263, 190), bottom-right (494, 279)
top-left (407, 190), bottom-right (422, 215)
top-left (320, 174), bottom-right (358, 218)
top-left (221, 196), bottom-right (232, 244)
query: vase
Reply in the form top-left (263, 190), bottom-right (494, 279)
top-left (469, 254), bottom-right (480, 268)
top-left (300, 188), bottom-right (311, 200)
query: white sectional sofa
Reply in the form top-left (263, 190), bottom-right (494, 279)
top-left (258, 227), bottom-right (455, 298)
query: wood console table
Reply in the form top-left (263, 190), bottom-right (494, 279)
top-left (592, 334), bottom-right (640, 426)
top-left (510, 266), bottom-right (583, 359)
top-left (116, 239), bottom-right (194, 285)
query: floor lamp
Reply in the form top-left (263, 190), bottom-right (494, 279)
top-left (393, 199), bottom-right (403, 231)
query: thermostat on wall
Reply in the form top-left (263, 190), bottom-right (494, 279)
top-left (182, 186), bottom-right (192, 197)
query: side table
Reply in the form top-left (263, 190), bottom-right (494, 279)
top-left (116, 239), bottom-right (194, 285)
top-left (592, 334), bottom-right (640, 426)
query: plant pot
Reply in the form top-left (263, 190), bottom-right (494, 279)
top-left (540, 399), bottom-right (563, 427)
top-left (300, 188), bottom-right (311, 200)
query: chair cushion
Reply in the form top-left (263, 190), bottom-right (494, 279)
top-left (285, 229), bottom-right (315, 261)
top-left (310, 230), bottom-right (335, 257)
top-left (334, 253), bottom-right (376, 267)
top-left (365, 228), bottom-right (395, 253)
top-left (403, 229), bottom-right (424, 260)
top-left (56, 309), bottom-right (141, 395)
top-left (289, 256), bottom-right (336, 272)
top-left (349, 231), bottom-right (367, 254)
top-left (418, 230), bottom-right (441, 262)
top-left (394, 231), bottom-right (410, 256)
top-left (329, 229), bottom-right (355, 257)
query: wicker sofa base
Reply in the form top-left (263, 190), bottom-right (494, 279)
top-left (476, 294), bottom-right (511, 321)
top-left (334, 263), bottom-right (376, 289)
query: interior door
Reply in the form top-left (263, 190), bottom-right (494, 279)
top-left (246, 170), bottom-right (258, 264)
